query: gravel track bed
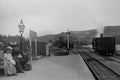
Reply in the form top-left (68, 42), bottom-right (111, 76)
top-left (78, 49), bottom-right (120, 80)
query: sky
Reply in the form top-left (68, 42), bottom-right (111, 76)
top-left (0, 0), bottom-right (120, 37)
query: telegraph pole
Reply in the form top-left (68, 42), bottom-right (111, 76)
top-left (67, 28), bottom-right (70, 54)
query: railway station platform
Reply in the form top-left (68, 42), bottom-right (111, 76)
top-left (0, 54), bottom-right (95, 80)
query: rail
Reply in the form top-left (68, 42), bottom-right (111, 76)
top-left (72, 50), bottom-right (101, 80)
top-left (72, 50), bottom-right (120, 80)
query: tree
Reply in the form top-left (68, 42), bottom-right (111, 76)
top-left (0, 34), bottom-right (29, 51)
top-left (53, 35), bottom-right (74, 49)
top-left (53, 36), bottom-right (65, 48)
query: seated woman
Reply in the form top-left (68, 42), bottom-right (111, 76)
top-left (11, 43), bottom-right (24, 73)
top-left (23, 46), bottom-right (32, 64)
top-left (0, 42), bottom-right (5, 71)
top-left (4, 46), bottom-right (17, 76)
top-left (0, 42), bottom-right (4, 60)
top-left (22, 47), bottom-right (32, 71)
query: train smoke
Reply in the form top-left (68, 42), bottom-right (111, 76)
top-left (93, 18), bottom-right (105, 37)
top-left (96, 24), bottom-right (104, 37)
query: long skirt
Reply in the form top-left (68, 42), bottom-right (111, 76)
top-left (13, 57), bottom-right (24, 72)
top-left (6, 61), bottom-right (17, 75)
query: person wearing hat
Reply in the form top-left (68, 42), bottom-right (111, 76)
top-left (11, 44), bottom-right (24, 73)
top-left (0, 42), bottom-right (4, 58)
top-left (0, 42), bottom-right (5, 73)
top-left (4, 46), bottom-right (17, 76)
top-left (4, 46), bottom-right (16, 65)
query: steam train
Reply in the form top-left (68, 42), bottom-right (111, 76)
top-left (92, 34), bottom-right (116, 56)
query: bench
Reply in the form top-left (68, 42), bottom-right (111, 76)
top-left (0, 56), bottom-right (7, 76)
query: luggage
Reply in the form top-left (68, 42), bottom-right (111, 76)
top-left (24, 63), bottom-right (32, 71)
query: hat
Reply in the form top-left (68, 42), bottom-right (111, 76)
top-left (0, 42), bottom-right (3, 44)
top-left (6, 46), bottom-right (12, 50)
top-left (10, 42), bottom-right (18, 47)
top-left (0, 42), bottom-right (4, 47)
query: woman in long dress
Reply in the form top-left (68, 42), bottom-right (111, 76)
top-left (0, 42), bottom-right (5, 75)
top-left (11, 44), bottom-right (24, 73)
top-left (0, 42), bottom-right (4, 59)
top-left (4, 46), bottom-right (17, 76)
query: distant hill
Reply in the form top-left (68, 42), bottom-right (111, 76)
top-left (37, 26), bottom-right (120, 44)
top-left (104, 26), bottom-right (120, 44)
top-left (37, 29), bottom-right (97, 43)
top-left (70, 29), bottom-right (97, 39)
top-left (37, 34), bottom-right (55, 43)
top-left (104, 26), bottom-right (120, 36)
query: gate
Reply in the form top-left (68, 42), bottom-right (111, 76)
top-left (37, 42), bottom-right (46, 56)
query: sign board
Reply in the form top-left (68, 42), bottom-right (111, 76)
top-left (30, 30), bottom-right (37, 40)
top-left (29, 30), bottom-right (37, 59)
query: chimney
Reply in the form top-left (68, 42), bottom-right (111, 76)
top-left (100, 33), bottom-right (103, 38)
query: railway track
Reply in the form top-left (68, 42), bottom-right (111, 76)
top-left (112, 54), bottom-right (120, 60)
top-left (82, 47), bottom-right (120, 63)
top-left (73, 49), bottom-right (120, 80)
top-left (86, 47), bottom-right (120, 63)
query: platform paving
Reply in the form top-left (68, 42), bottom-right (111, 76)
top-left (0, 55), bottom-right (95, 80)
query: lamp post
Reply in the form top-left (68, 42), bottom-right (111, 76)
top-left (18, 19), bottom-right (25, 55)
